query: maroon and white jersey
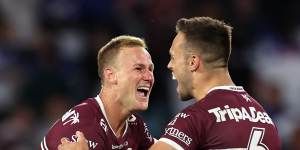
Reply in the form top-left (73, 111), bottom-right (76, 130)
top-left (160, 86), bottom-right (281, 150)
top-left (40, 95), bottom-right (154, 150)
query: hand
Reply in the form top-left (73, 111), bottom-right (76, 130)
top-left (58, 131), bottom-right (89, 150)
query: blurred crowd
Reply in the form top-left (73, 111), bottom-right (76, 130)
top-left (0, 0), bottom-right (300, 149)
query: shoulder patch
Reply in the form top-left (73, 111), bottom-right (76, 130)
top-left (62, 109), bottom-right (80, 126)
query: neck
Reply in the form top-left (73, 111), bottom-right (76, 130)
top-left (98, 88), bottom-right (131, 137)
top-left (192, 68), bottom-right (234, 101)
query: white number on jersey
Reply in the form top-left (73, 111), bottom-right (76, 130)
top-left (247, 127), bottom-right (269, 150)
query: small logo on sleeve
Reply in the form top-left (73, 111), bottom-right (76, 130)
top-left (168, 113), bottom-right (190, 126)
top-left (62, 109), bottom-right (80, 126)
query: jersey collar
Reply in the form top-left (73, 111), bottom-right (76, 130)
top-left (95, 95), bottom-right (128, 138)
top-left (207, 86), bottom-right (244, 94)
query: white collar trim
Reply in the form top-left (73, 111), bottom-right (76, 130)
top-left (207, 86), bottom-right (244, 93)
top-left (95, 95), bottom-right (128, 138)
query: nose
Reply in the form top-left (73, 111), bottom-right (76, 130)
top-left (143, 70), bottom-right (154, 82)
top-left (167, 61), bottom-right (172, 70)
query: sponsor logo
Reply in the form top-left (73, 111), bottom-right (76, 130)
top-left (229, 86), bottom-right (243, 91)
top-left (127, 115), bottom-right (137, 125)
top-left (62, 109), bottom-right (80, 126)
top-left (100, 118), bottom-right (108, 133)
top-left (165, 127), bottom-right (192, 146)
top-left (128, 115), bottom-right (136, 122)
top-left (208, 105), bottom-right (274, 125)
top-left (242, 94), bottom-right (252, 102)
top-left (112, 141), bottom-right (129, 149)
top-left (71, 134), bottom-right (98, 149)
top-left (168, 113), bottom-right (190, 126)
top-left (143, 123), bottom-right (153, 142)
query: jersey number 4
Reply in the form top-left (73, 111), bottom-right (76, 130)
top-left (247, 127), bottom-right (269, 150)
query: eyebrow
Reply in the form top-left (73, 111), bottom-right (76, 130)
top-left (134, 63), bottom-right (154, 71)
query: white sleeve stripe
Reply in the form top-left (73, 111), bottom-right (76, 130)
top-left (42, 137), bottom-right (49, 150)
top-left (40, 141), bottom-right (44, 150)
top-left (159, 138), bottom-right (184, 150)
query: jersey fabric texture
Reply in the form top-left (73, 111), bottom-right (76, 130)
top-left (41, 95), bottom-right (154, 150)
top-left (159, 86), bottom-right (281, 150)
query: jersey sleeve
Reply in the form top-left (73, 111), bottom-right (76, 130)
top-left (40, 102), bottom-right (105, 150)
top-left (159, 109), bottom-right (205, 150)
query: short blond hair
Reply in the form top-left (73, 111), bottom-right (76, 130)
top-left (97, 35), bottom-right (147, 84)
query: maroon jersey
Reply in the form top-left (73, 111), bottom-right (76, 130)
top-left (40, 96), bottom-right (154, 150)
top-left (160, 86), bottom-right (281, 150)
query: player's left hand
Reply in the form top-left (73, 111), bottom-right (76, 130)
top-left (57, 131), bottom-right (89, 150)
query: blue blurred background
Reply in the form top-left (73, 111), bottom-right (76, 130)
top-left (0, 0), bottom-right (300, 149)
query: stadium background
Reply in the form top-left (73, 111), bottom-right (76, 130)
top-left (0, 0), bottom-right (300, 149)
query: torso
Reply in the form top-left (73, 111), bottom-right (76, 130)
top-left (159, 86), bottom-right (281, 150)
top-left (41, 96), bottom-right (154, 150)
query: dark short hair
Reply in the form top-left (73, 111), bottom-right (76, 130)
top-left (97, 35), bottom-right (147, 84)
top-left (176, 17), bottom-right (233, 68)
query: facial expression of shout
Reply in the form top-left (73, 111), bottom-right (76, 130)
top-left (167, 32), bottom-right (193, 101)
top-left (115, 47), bottom-right (154, 111)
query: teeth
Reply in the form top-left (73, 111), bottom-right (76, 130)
top-left (138, 87), bottom-right (150, 91)
top-left (172, 73), bottom-right (176, 80)
top-left (137, 86), bottom-right (150, 97)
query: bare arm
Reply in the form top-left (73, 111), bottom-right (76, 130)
top-left (149, 141), bottom-right (177, 150)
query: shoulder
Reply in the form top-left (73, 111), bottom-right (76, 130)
top-left (167, 103), bottom-right (209, 130)
top-left (179, 101), bottom-right (210, 120)
top-left (69, 98), bottom-right (99, 118)
top-left (50, 98), bottom-right (99, 127)
top-left (59, 98), bottom-right (100, 125)
top-left (60, 97), bottom-right (101, 128)
top-left (158, 102), bottom-right (214, 149)
top-left (42, 98), bottom-right (102, 149)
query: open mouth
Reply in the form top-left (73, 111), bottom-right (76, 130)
top-left (137, 86), bottom-right (150, 97)
top-left (172, 73), bottom-right (176, 80)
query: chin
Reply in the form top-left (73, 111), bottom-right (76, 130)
top-left (141, 103), bottom-right (149, 110)
top-left (179, 93), bottom-right (193, 101)
top-left (135, 102), bottom-right (149, 111)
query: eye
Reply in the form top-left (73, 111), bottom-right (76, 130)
top-left (169, 54), bottom-right (174, 59)
top-left (170, 55), bottom-right (174, 61)
top-left (135, 67), bottom-right (143, 71)
top-left (149, 67), bottom-right (154, 72)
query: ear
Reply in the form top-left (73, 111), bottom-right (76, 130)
top-left (188, 55), bottom-right (201, 72)
top-left (103, 67), bottom-right (117, 84)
